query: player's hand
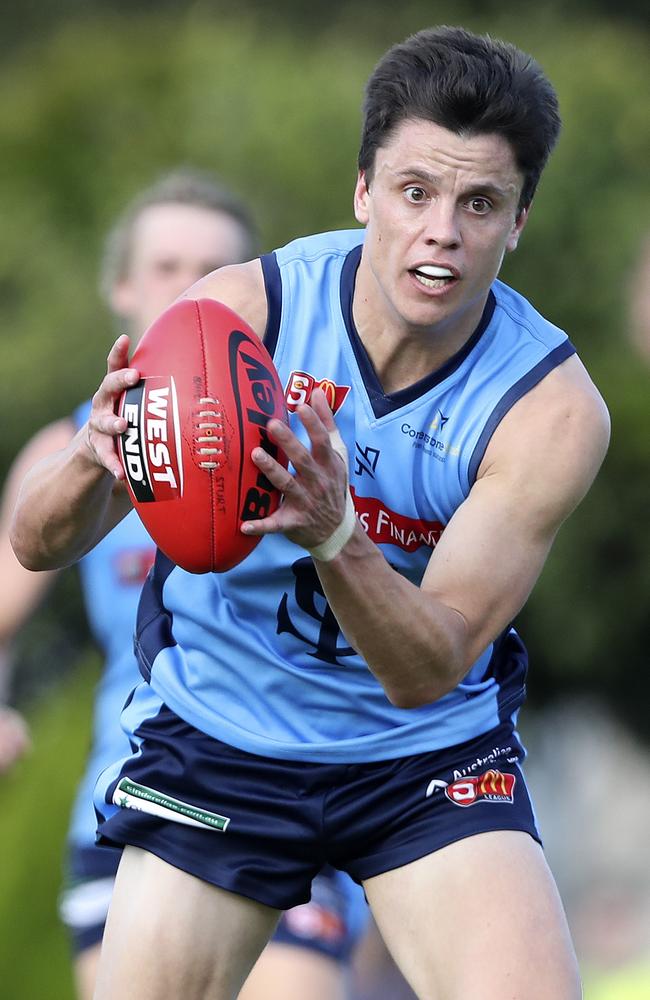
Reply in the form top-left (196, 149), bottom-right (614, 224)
top-left (0, 705), bottom-right (31, 773)
top-left (84, 335), bottom-right (140, 481)
top-left (243, 388), bottom-right (350, 549)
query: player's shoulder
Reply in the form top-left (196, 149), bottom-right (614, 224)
top-left (182, 230), bottom-right (365, 338)
top-left (491, 279), bottom-right (567, 345)
top-left (524, 352), bottom-right (609, 436)
top-left (272, 228), bottom-right (365, 266)
top-left (489, 281), bottom-right (610, 459)
top-left (181, 258), bottom-right (268, 339)
top-left (496, 354), bottom-right (609, 453)
top-left (481, 354), bottom-right (610, 518)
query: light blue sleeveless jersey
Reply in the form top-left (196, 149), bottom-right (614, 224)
top-left (136, 229), bottom-right (575, 763)
top-left (67, 400), bottom-right (156, 848)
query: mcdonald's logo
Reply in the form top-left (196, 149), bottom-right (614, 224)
top-left (284, 371), bottom-right (350, 415)
top-left (445, 770), bottom-right (516, 808)
top-left (317, 379), bottom-right (338, 411)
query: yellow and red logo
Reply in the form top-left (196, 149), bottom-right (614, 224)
top-left (445, 769), bottom-right (516, 808)
top-left (284, 371), bottom-right (350, 414)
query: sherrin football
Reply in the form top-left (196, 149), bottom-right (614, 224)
top-left (118, 298), bottom-right (288, 573)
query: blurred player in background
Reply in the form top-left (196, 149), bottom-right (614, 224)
top-left (0, 169), bottom-right (368, 1000)
top-left (0, 655), bottom-right (30, 770)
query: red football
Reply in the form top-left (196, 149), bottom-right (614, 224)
top-left (118, 297), bottom-right (287, 573)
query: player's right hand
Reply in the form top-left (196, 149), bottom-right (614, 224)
top-left (85, 335), bottom-right (140, 481)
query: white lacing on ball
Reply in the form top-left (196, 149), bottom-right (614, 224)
top-left (196, 396), bottom-right (225, 470)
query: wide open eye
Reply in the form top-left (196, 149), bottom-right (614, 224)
top-left (404, 186), bottom-right (428, 204)
top-left (467, 197), bottom-right (492, 215)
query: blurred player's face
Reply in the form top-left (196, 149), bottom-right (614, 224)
top-left (354, 118), bottom-right (528, 343)
top-left (111, 202), bottom-right (251, 338)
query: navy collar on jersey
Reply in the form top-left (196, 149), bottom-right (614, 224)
top-left (340, 243), bottom-right (496, 419)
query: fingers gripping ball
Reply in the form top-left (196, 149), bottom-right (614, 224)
top-left (118, 298), bottom-right (288, 573)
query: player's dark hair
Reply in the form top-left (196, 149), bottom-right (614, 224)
top-left (100, 168), bottom-right (258, 300)
top-left (359, 26), bottom-right (561, 212)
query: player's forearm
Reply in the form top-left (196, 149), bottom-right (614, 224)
top-left (314, 526), bottom-right (469, 708)
top-left (10, 433), bottom-right (124, 571)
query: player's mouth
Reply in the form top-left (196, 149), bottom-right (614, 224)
top-left (409, 264), bottom-right (458, 290)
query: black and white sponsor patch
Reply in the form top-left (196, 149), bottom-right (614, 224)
top-left (119, 376), bottom-right (183, 503)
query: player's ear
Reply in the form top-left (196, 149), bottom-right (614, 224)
top-left (353, 170), bottom-right (371, 225)
top-left (506, 203), bottom-right (531, 253)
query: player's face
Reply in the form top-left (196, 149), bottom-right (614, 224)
top-left (111, 202), bottom-right (250, 338)
top-left (354, 118), bottom-right (528, 340)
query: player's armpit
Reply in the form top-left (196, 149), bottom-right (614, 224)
top-left (421, 356), bottom-right (610, 669)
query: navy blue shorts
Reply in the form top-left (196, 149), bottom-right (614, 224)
top-left (95, 691), bottom-right (540, 912)
top-left (59, 844), bottom-right (365, 961)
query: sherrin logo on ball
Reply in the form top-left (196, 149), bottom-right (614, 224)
top-left (118, 298), bottom-right (288, 575)
top-left (228, 330), bottom-right (283, 524)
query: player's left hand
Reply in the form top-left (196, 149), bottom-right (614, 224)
top-left (242, 388), bottom-right (350, 549)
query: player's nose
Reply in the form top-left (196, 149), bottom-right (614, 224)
top-left (423, 200), bottom-right (461, 248)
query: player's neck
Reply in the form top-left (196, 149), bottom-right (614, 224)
top-left (352, 288), bottom-right (489, 395)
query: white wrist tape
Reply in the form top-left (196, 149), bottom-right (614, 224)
top-left (308, 490), bottom-right (356, 562)
top-left (308, 427), bottom-right (356, 562)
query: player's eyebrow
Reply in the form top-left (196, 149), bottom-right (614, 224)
top-left (393, 167), bottom-right (512, 200)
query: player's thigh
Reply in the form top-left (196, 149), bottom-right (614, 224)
top-left (95, 845), bottom-right (281, 1000)
top-left (239, 866), bottom-right (365, 1000)
top-left (364, 830), bottom-right (581, 1000)
top-left (239, 942), bottom-right (346, 1000)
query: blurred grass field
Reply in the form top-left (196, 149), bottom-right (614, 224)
top-left (0, 662), bottom-right (98, 999)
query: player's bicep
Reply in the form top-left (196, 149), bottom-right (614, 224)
top-left (420, 365), bottom-right (610, 667)
top-left (420, 476), bottom-right (556, 667)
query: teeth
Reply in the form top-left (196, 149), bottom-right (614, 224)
top-left (413, 274), bottom-right (451, 289)
top-left (412, 264), bottom-right (455, 289)
top-left (415, 265), bottom-right (454, 278)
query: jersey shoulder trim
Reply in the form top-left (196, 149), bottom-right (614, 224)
top-left (260, 252), bottom-right (282, 358)
top-left (467, 338), bottom-right (576, 484)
